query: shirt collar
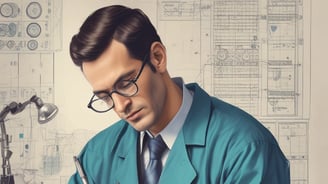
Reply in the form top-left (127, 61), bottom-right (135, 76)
top-left (140, 77), bottom-right (193, 150)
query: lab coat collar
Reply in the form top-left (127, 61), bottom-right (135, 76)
top-left (160, 83), bottom-right (211, 183)
top-left (159, 130), bottom-right (197, 183)
top-left (115, 83), bottom-right (211, 183)
top-left (115, 125), bottom-right (140, 184)
top-left (183, 83), bottom-right (211, 146)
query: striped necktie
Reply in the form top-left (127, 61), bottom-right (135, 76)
top-left (144, 135), bottom-right (167, 184)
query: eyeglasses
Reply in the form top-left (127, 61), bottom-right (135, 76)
top-left (87, 55), bottom-right (148, 113)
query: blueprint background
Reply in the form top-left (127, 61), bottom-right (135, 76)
top-left (0, 0), bottom-right (326, 183)
top-left (56, 1), bottom-right (327, 183)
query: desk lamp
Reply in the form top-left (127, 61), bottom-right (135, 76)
top-left (0, 95), bottom-right (58, 184)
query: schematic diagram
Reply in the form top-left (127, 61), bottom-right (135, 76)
top-left (0, 0), bottom-right (61, 52)
top-left (0, 0), bottom-right (62, 183)
top-left (0, 0), bottom-right (311, 183)
top-left (158, 0), bottom-right (310, 183)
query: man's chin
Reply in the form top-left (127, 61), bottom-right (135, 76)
top-left (128, 121), bottom-right (150, 132)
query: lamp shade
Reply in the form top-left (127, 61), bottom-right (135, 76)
top-left (37, 103), bottom-right (58, 124)
top-left (30, 95), bottom-right (58, 124)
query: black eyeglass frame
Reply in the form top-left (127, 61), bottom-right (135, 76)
top-left (87, 54), bottom-right (149, 113)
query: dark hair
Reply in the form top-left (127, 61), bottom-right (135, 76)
top-left (69, 5), bottom-right (161, 70)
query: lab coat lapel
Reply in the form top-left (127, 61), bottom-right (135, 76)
top-left (159, 83), bottom-right (211, 184)
top-left (183, 83), bottom-right (211, 146)
top-left (159, 131), bottom-right (196, 183)
top-left (115, 126), bottom-right (140, 184)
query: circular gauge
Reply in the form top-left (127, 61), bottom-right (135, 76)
top-left (27, 40), bottom-right (38, 50)
top-left (242, 51), bottom-right (250, 61)
top-left (26, 2), bottom-right (42, 19)
top-left (0, 3), bottom-right (13, 17)
top-left (26, 23), bottom-right (41, 38)
top-left (7, 40), bottom-right (15, 49)
top-left (0, 3), bottom-right (19, 18)
top-left (217, 49), bottom-right (228, 61)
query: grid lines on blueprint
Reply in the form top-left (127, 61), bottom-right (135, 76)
top-left (158, 0), bottom-right (310, 183)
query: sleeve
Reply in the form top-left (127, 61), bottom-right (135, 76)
top-left (68, 172), bottom-right (83, 184)
top-left (223, 141), bottom-right (290, 184)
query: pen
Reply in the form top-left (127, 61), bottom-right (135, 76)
top-left (73, 156), bottom-right (89, 184)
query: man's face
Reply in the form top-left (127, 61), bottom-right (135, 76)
top-left (82, 40), bottom-right (167, 133)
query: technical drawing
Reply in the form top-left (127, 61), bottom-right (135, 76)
top-left (0, 0), bottom-right (62, 52)
top-left (26, 2), bottom-right (42, 19)
top-left (262, 121), bottom-right (308, 183)
top-left (0, 0), bottom-right (62, 183)
top-left (0, 0), bottom-right (310, 183)
top-left (0, 3), bottom-right (19, 18)
top-left (158, 0), bottom-right (310, 183)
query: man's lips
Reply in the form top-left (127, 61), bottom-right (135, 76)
top-left (126, 108), bottom-right (142, 121)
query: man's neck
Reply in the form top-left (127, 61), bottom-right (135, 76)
top-left (148, 76), bottom-right (183, 135)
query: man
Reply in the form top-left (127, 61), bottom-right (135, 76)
top-left (68, 5), bottom-right (290, 184)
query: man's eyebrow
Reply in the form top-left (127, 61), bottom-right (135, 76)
top-left (93, 90), bottom-right (109, 95)
top-left (92, 69), bottom-right (136, 95)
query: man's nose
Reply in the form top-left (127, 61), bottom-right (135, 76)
top-left (111, 93), bottom-right (132, 114)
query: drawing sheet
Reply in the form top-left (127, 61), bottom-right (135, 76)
top-left (0, 0), bottom-right (323, 183)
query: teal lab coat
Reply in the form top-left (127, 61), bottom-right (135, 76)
top-left (69, 83), bottom-right (290, 184)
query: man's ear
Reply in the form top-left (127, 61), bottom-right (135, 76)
top-left (149, 42), bottom-right (167, 73)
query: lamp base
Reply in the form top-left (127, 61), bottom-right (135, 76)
top-left (0, 175), bottom-right (14, 184)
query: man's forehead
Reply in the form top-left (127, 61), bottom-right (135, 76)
top-left (81, 45), bottom-right (141, 92)
top-left (82, 40), bottom-right (131, 71)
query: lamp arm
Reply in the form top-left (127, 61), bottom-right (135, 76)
top-left (0, 98), bottom-right (32, 122)
top-left (0, 105), bottom-right (12, 178)
top-left (0, 98), bottom-right (31, 183)
top-left (0, 106), bottom-right (11, 122)
top-left (0, 120), bottom-right (12, 177)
